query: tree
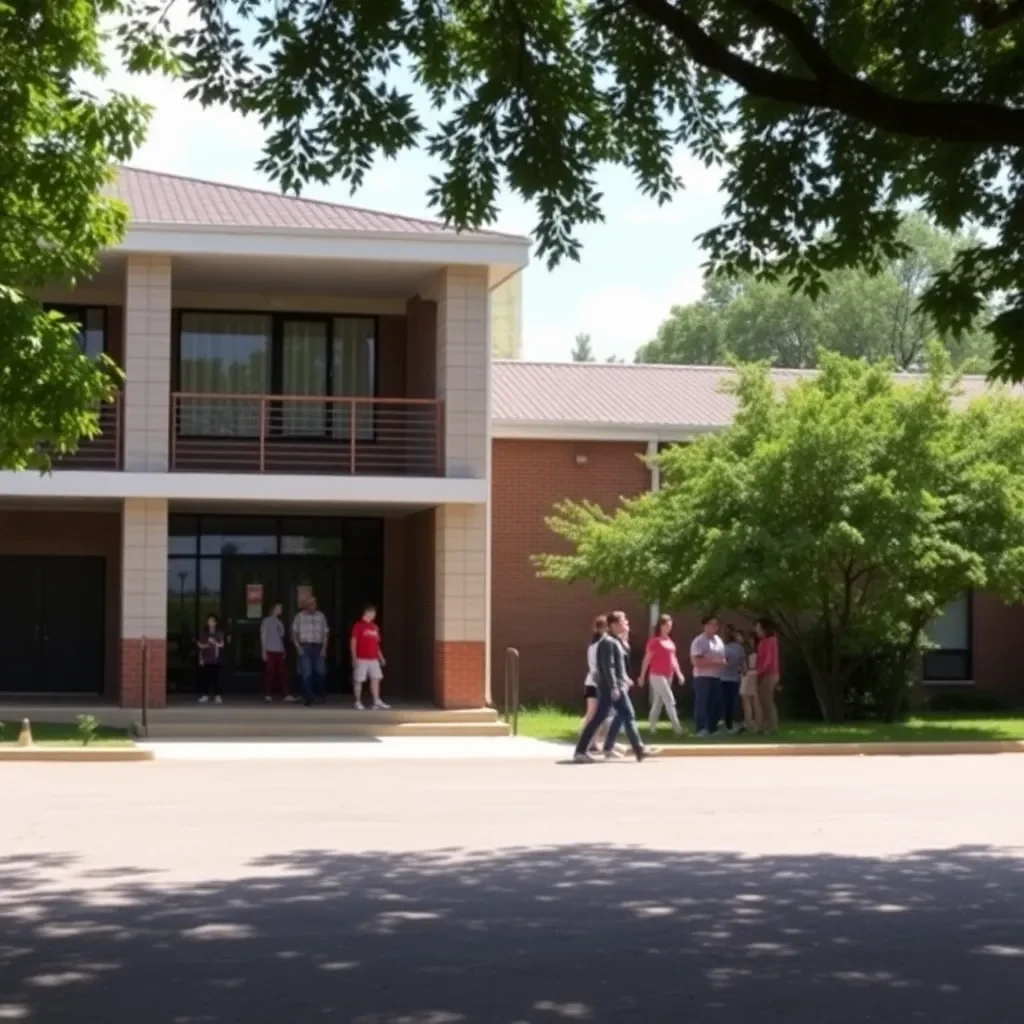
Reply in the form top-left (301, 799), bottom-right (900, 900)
top-left (637, 216), bottom-right (994, 370)
top-left (571, 333), bottom-right (595, 362)
top-left (1, 1), bottom-right (148, 469)
top-left (122, 1), bottom-right (1024, 378)
top-left (539, 351), bottom-right (1024, 722)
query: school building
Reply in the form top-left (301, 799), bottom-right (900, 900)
top-left (0, 169), bottom-right (1018, 711)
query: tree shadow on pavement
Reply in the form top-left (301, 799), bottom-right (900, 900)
top-left (1, 844), bottom-right (1022, 1023)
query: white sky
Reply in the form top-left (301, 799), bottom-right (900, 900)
top-left (106, 50), bottom-right (726, 362)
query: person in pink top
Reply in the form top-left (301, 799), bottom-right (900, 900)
top-left (639, 614), bottom-right (685, 735)
top-left (755, 619), bottom-right (782, 733)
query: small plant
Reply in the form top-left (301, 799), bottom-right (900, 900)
top-left (75, 714), bottom-right (100, 747)
top-left (0, 722), bottom-right (5, 742)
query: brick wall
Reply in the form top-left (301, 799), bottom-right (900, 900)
top-left (491, 439), bottom-right (651, 708)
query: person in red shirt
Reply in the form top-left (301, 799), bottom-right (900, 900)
top-left (350, 605), bottom-right (390, 710)
top-left (638, 614), bottom-right (685, 735)
top-left (755, 618), bottom-right (782, 733)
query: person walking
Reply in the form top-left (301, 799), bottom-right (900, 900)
top-left (350, 605), bottom-right (390, 710)
top-left (581, 615), bottom-right (610, 755)
top-left (574, 611), bottom-right (648, 763)
top-left (755, 619), bottom-right (782, 733)
top-left (721, 624), bottom-right (746, 734)
top-left (639, 614), bottom-right (684, 735)
top-left (689, 615), bottom-right (726, 737)
top-left (260, 601), bottom-right (294, 702)
top-left (196, 614), bottom-right (224, 704)
top-left (292, 595), bottom-right (329, 707)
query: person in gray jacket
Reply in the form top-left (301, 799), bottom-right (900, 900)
top-left (574, 610), bottom-right (647, 763)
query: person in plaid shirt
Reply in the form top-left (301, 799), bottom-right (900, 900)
top-left (292, 595), bottom-right (330, 706)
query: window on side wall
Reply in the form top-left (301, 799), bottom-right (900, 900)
top-left (923, 593), bottom-right (972, 682)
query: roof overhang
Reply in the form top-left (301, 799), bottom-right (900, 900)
top-left (117, 223), bottom-right (530, 287)
top-left (490, 421), bottom-right (721, 443)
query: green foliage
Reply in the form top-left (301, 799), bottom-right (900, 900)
top-left (0, 0), bottom-right (147, 469)
top-left (121, 0), bottom-right (1024, 377)
top-left (637, 216), bottom-right (993, 370)
top-left (75, 714), bottom-right (100, 747)
top-left (540, 350), bottom-right (1024, 722)
top-left (571, 333), bottom-right (594, 363)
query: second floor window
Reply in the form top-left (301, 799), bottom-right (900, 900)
top-left (178, 311), bottom-right (376, 437)
top-left (46, 305), bottom-right (106, 360)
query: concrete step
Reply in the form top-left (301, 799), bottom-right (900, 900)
top-left (143, 720), bottom-right (511, 739)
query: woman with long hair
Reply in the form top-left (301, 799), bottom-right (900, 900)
top-left (581, 615), bottom-right (610, 754)
top-left (639, 613), bottom-right (684, 735)
top-left (740, 630), bottom-right (761, 731)
top-left (755, 619), bottom-right (781, 733)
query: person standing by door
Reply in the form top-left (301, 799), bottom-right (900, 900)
top-left (350, 605), bottom-right (391, 711)
top-left (689, 615), bottom-right (726, 737)
top-left (261, 601), bottom-right (295, 703)
top-left (197, 614), bottom-right (224, 704)
top-left (292, 595), bottom-right (329, 707)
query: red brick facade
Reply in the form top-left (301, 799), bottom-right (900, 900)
top-left (435, 640), bottom-right (486, 708)
top-left (120, 638), bottom-right (167, 708)
top-left (491, 437), bottom-right (1024, 709)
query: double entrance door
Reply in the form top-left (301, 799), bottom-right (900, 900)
top-left (219, 557), bottom-right (381, 693)
top-left (0, 556), bottom-right (105, 695)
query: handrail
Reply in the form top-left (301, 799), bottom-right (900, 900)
top-left (504, 647), bottom-right (520, 736)
top-left (171, 390), bottom-right (441, 405)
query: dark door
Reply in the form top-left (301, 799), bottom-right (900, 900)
top-left (40, 557), bottom-right (106, 694)
top-left (0, 556), bottom-right (45, 692)
top-left (221, 557), bottom-right (280, 693)
top-left (0, 555), bottom-right (104, 695)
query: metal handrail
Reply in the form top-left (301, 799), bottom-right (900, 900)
top-left (503, 647), bottom-right (520, 736)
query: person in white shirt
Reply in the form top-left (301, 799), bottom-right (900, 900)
top-left (689, 615), bottom-right (727, 737)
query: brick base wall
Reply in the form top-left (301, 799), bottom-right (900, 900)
top-left (434, 641), bottom-right (485, 708)
top-left (120, 638), bottom-right (167, 708)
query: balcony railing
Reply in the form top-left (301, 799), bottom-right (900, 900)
top-left (170, 392), bottom-right (444, 476)
top-left (52, 393), bottom-right (122, 470)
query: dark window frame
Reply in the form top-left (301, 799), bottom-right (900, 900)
top-left (922, 591), bottom-right (974, 683)
top-left (43, 304), bottom-right (108, 357)
top-left (175, 308), bottom-right (380, 442)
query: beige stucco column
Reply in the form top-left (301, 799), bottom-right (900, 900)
top-left (120, 498), bottom-right (168, 707)
top-left (428, 267), bottom-right (491, 706)
top-left (123, 254), bottom-right (172, 472)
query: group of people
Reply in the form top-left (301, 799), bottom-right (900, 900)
top-left (195, 598), bottom-right (391, 710)
top-left (573, 611), bottom-right (781, 761)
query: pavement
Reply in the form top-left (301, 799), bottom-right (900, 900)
top-left (1, 755), bottom-right (1023, 1023)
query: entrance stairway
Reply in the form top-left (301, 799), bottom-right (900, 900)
top-left (0, 702), bottom-right (510, 740)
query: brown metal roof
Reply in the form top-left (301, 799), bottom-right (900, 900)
top-left (492, 360), bottom-right (1010, 433)
top-left (110, 166), bottom-right (523, 240)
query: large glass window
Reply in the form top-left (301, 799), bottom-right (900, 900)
top-left (46, 305), bottom-right (106, 359)
top-left (333, 316), bottom-right (375, 439)
top-left (179, 312), bottom-right (271, 435)
top-left (199, 516), bottom-right (277, 556)
top-left (924, 593), bottom-right (972, 681)
top-left (282, 319), bottom-right (329, 436)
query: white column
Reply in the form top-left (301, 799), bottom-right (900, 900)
top-left (123, 255), bottom-right (172, 472)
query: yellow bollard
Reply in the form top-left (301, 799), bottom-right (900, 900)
top-left (18, 718), bottom-right (32, 747)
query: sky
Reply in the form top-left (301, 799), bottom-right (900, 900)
top-left (106, 55), bottom-right (726, 363)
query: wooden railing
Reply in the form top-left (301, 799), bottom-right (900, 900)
top-left (53, 393), bottom-right (122, 470)
top-left (170, 392), bottom-right (444, 476)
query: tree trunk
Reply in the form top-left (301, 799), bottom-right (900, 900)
top-left (807, 659), bottom-right (845, 724)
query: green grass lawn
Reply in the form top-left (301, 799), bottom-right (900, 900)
top-left (512, 705), bottom-right (1024, 745)
top-left (0, 721), bottom-right (134, 747)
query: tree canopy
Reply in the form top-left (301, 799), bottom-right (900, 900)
top-left (539, 351), bottom-right (1024, 722)
top-left (0, 0), bottom-right (147, 469)
top-left (637, 216), bottom-right (994, 371)
top-left (123, 0), bottom-right (1024, 377)
top-left (571, 333), bottom-right (595, 362)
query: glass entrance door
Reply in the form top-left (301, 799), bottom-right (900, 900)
top-left (221, 556), bottom-right (340, 694)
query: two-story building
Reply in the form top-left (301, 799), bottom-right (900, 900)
top-left (0, 168), bottom-right (528, 710)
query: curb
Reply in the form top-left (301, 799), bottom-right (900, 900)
top-left (0, 747), bottom-right (154, 763)
top-left (649, 740), bottom-right (1024, 758)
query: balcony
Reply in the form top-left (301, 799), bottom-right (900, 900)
top-left (52, 394), bottom-right (122, 470)
top-left (170, 393), bottom-right (444, 476)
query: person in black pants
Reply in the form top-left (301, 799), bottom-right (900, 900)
top-left (574, 610), bottom-right (647, 763)
top-left (197, 614), bottom-right (224, 704)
